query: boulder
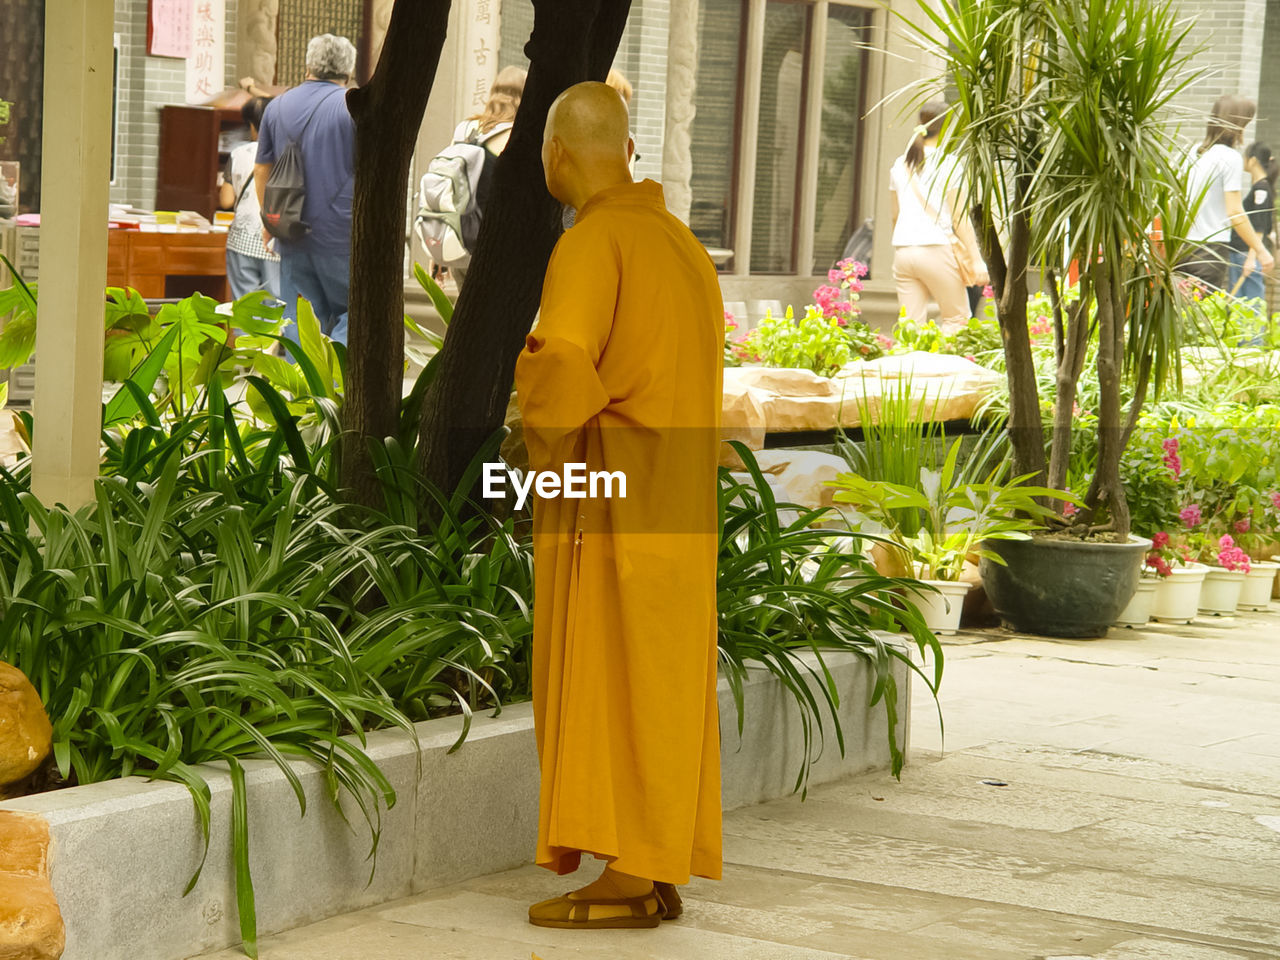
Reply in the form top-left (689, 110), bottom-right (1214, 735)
top-left (729, 366), bottom-right (840, 397)
top-left (836, 352), bottom-right (1002, 423)
top-left (720, 374), bottom-right (768, 466)
top-left (0, 664), bottom-right (52, 789)
top-left (750, 449), bottom-right (851, 512)
top-left (0, 813), bottom-right (65, 960)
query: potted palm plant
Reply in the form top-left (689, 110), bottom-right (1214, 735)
top-left (830, 438), bottom-right (1064, 634)
top-left (905, 0), bottom-right (1202, 637)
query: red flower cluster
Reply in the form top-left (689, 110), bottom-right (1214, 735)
top-left (1178, 504), bottom-right (1202, 528)
top-left (1161, 437), bottom-right (1182, 479)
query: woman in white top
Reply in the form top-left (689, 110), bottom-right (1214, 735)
top-left (1182, 95), bottom-right (1274, 290)
top-left (888, 101), bottom-right (986, 332)
top-left (219, 96), bottom-right (281, 301)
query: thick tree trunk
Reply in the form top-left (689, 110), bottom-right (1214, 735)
top-left (415, 0), bottom-right (633, 498)
top-left (342, 0), bottom-right (452, 508)
top-left (993, 195), bottom-right (1046, 484)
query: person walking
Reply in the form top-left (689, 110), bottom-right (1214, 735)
top-left (219, 96), bottom-right (280, 301)
top-left (438, 65), bottom-right (526, 289)
top-left (1227, 142), bottom-right (1277, 302)
top-left (888, 101), bottom-right (986, 333)
top-left (1182, 95), bottom-right (1274, 291)
top-left (254, 34), bottom-right (356, 345)
top-left (516, 81), bottom-right (723, 929)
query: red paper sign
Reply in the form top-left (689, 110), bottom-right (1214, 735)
top-left (148, 0), bottom-right (193, 59)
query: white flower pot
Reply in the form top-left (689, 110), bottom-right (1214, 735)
top-left (1238, 561), bottom-right (1280, 611)
top-left (1152, 562), bottom-right (1209, 624)
top-left (908, 579), bottom-right (971, 635)
top-left (1199, 567), bottom-right (1246, 616)
top-left (1114, 576), bottom-right (1158, 627)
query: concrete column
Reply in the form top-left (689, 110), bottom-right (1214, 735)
top-left (32, 0), bottom-right (112, 509)
top-left (662, 0), bottom-right (698, 223)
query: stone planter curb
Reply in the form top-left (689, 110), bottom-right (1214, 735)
top-left (0, 649), bottom-right (909, 960)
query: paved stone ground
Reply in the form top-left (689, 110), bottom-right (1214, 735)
top-left (198, 609), bottom-right (1280, 960)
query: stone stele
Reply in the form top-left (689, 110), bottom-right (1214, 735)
top-left (0, 663), bottom-right (53, 789)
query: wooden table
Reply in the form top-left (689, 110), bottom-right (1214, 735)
top-left (107, 230), bottom-right (229, 301)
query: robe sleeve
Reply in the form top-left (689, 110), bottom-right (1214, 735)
top-left (515, 227), bottom-right (618, 468)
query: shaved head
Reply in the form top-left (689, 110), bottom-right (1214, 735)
top-left (545, 81), bottom-right (631, 159)
top-left (542, 81), bottom-right (634, 207)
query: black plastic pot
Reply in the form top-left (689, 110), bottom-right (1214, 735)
top-left (979, 535), bottom-right (1151, 638)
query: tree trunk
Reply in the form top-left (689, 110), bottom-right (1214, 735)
top-left (993, 193), bottom-right (1046, 484)
top-left (415, 0), bottom-right (633, 499)
top-left (342, 0), bottom-right (453, 509)
top-left (1088, 262), bottom-right (1130, 536)
top-left (1046, 274), bottom-right (1091, 494)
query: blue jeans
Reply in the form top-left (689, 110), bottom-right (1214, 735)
top-left (1227, 248), bottom-right (1266, 303)
top-left (226, 248), bottom-right (281, 301)
top-left (279, 248), bottom-right (351, 349)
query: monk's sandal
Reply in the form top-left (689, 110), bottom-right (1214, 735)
top-left (528, 889), bottom-right (664, 929)
top-left (654, 882), bottom-right (683, 920)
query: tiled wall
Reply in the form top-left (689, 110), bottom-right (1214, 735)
top-left (111, 0), bottom-right (239, 209)
top-left (1170, 0), bottom-right (1268, 147)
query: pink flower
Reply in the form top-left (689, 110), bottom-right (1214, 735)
top-left (1161, 438), bottom-right (1179, 455)
top-left (828, 268), bottom-right (843, 285)
top-left (1161, 437), bottom-right (1182, 477)
top-left (981, 285), bottom-right (994, 299)
top-left (837, 318), bottom-right (848, 327)
top-left (964, 353), bottom-right (976, 362)
top-left (1270, 491), bottom-right (1280, 512)
top-left (1235, 518), bottom-right (1251, 534)
top-left (876, 333), bottom-right (895, 349)
top-left (1217, 535), bottom-right (1251, 572)
top-left (1063, 502), bottom-right (1079, 518)
top-left (1151, 531), bottom-right (1170, 549)
top-left (1145, 555), bottom-right (1173, 577)
top-left (1178, 504), bottom-right (1202, 528)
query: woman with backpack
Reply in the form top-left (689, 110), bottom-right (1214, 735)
top-left (887, 101), bottom-right (987, 333)
top-left (219, 96), bottom-right (280, 301)
top-left (419, 66), bottom-right (527, 288)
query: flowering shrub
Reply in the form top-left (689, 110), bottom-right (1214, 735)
top-left (739, 260), bottom-right (884, 375)
top-left (745, 305), bottom-right (853, 377)
top-left (724, 310), bottom-right (754, 367)
top-left (1145, 530), bottom-right (1194, 578)
top-left (1214, 534), bottom-right (1252, 573)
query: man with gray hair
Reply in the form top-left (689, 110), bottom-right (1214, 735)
top-left (255, 34), bottom-right (357, 345)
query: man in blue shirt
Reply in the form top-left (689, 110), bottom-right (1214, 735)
top-left (254, 34), bottom-right (356, 345)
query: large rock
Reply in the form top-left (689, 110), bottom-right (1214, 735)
top-left (0, 812), bottom-right (65, 960)
top-left (0, 664), bottom-right (52, 789)
top-left (750, 449), bottom-right (851, 512)
top-left (721, 373), bottom-right (769, 465)
top-left (836, 352), bottom-right (1002, 424)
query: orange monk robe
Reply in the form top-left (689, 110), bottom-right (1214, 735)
top-left (514, 179), bottom-right (723, 885)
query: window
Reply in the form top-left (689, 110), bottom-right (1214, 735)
top-left (688, 0), bottom-right (744, 256)
top-left (750, 2), bottom-right (809, 274)
top-left (813, 5), bottom-right (872, 270)
top-left (689, 0), bottom-right (874, 276)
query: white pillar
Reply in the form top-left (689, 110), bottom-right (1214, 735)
top-left (32, 0), bottom-right (111, 509)
top-left (662, 0), bottom-right (698, 223)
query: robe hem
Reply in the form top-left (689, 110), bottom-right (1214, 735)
top-left (536, 844), bottom-right (722, 885)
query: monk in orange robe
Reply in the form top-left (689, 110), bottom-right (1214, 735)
top-left (515, 81), bottom-right (724, 929)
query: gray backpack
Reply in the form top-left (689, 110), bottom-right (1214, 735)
top-left (414, 122), bottom-right (512, 269)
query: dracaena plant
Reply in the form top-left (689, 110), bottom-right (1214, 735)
top-left (900, 0), bottom-right (1203, 536)
top-left (830, 436), bottom-right (1069, 582)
